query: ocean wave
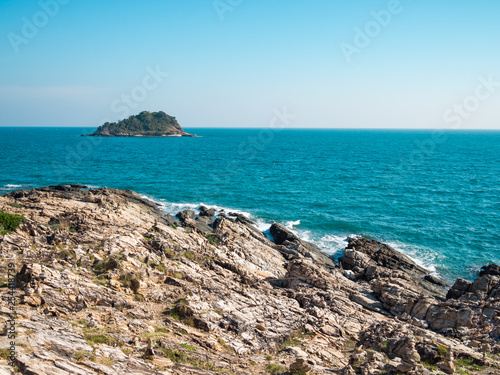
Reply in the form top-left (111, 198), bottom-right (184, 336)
top-left (315, 233), bottom-right (352, 258)
top-left (284, 219), bottom-right (301, 229)
top-left (0, 184), bottom-right (29, 191)
top-left (385, 240), bottom-right (439, 274)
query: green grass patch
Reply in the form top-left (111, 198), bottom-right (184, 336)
top-left (378, 340), bottom-right (388, 353)
top-left (58, 248), bottom-right (77, 261)
top-left (0, 348), bottom-right (11, 360)
top-left (157, 345), bottom-right (230, 372)
top-left (182, 250), bottom-right (197, 261)
top-left (179, 343), bottom-right (196, 352)
top-left (83, 328), bottom-right (121, 347)
top-left (118, 271), bottom-right (141, 293)
top-left (266, 363), bottom-right (285, 374)
top-left (164, 298), bottom-right (196, 327)
top-left (203, 234), bottom-right (219, 245)
top-left (93, 275), bottom-right (108, 286)
top-left (437, 345), bottom-right (448, 357)
top-left (455, 357), bottom-right (482, 371)
top-left (155, 263), bottom-right (167, 272)
top-left (280, 328), bottom-right (313, 349)
top-left (97, 357), bottom-right (116, 366)
top-left (171, 271), bottom-right (185, 279)
top-left (92, 257), bottom-right (119, 275)
top-left (217, 337), bottom-right (232, 352)
top-left (74, 350), bottom-right (95, 362)
top-left (7, 202), bottom-right (24, 209)
top-left (84, 332), bottom-right (121, 347)
top-left (152, 325), bottom-right (170, 334)
top-left (421, 361), bottom-right (438, 371)
top-left (0, 210), bottom-right (25, 235)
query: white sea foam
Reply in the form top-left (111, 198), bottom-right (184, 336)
top-left (315, 233), bottom-right (352, 258)
top-left (160, 201), bottom-right (200, 215)
top-left (0, 184), bottom-right (28, 191)
top-left (139, 194), bottom-right (257, 223)
top-left (385, 241), bottom-right (438, 273)
top-left (254, 218), bottom-right (271, 232)
top-left (284, 220), bottom-right (301, 229)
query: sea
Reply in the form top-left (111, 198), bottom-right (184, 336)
top-left (1, 127), bottom-right (499, 282)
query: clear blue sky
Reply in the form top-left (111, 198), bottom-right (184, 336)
top-left (1, 0), bottom-right (499, 128)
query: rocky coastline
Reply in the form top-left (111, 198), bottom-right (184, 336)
top-left (0, 185), bottom-right (499, 374)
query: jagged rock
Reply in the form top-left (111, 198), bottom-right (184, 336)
top-left (343, 237), bottom-right (428, 277)
top-left (437, 349), bottom-right (456, 374)
top-left (289, 348), bottom-right (315, 373)
top-left (480, 264), bottom-right (500, 276)
top-left (424, 274), bottom-right (449, 287)
top-left (182, 216), bottom-right (213, 234)
top-left (199, 206), bottom-right (215, 217)
top-left (144, 338), bottom-right (155, 360)
top-left (176, 209), bottom-right (195, 221)
top-left (339, 248), bottom-right (373, 272)
top-left (397, 338), bottom-right (421, 373)
top-left (228, 212), bottom-right (255, 226)
top-left (270, 223), bottom-right (335, 268)
top-left (341, 365), bottom-right (355, 375)
top-left (270, 223), bottom-right (300, 245)
top-left (447, 278), bottom-right (473, 299)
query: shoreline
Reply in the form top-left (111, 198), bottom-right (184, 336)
top-left (0, 184), bottom-right (499, 373)
top-left (0, 183), bottom-right (479, 283)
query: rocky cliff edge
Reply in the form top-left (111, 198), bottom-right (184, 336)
top-left (0, 186), bottom-right (499, 375)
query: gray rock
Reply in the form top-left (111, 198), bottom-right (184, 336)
top-left (424, 274), bottom-right (449, 287)
top-left (199, 206), bottom-right (216, 217)
top-left (176, 209), bottom-right (195, 221)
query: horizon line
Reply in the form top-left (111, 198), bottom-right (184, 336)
top-left (1, 126), bottom-right (500, 131)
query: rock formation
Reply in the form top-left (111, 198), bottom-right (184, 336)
top-left (84, 111), bottom-right (196, 137)
top-left (0, 185), bottom-right (498, 374)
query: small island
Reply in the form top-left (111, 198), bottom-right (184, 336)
top-left (83, 111), bottom-right (196, 137)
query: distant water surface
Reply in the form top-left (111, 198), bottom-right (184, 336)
top-left (0, 127), bottom-right (499, 281)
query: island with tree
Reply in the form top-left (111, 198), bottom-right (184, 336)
top-left (84, 111), bottom-right (196, 137)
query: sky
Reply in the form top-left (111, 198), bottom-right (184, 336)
top-left (0, 0), bottom-right (499, 129)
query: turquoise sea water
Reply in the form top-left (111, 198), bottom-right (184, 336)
top-left (0, 127), bottom-right (499, 281)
